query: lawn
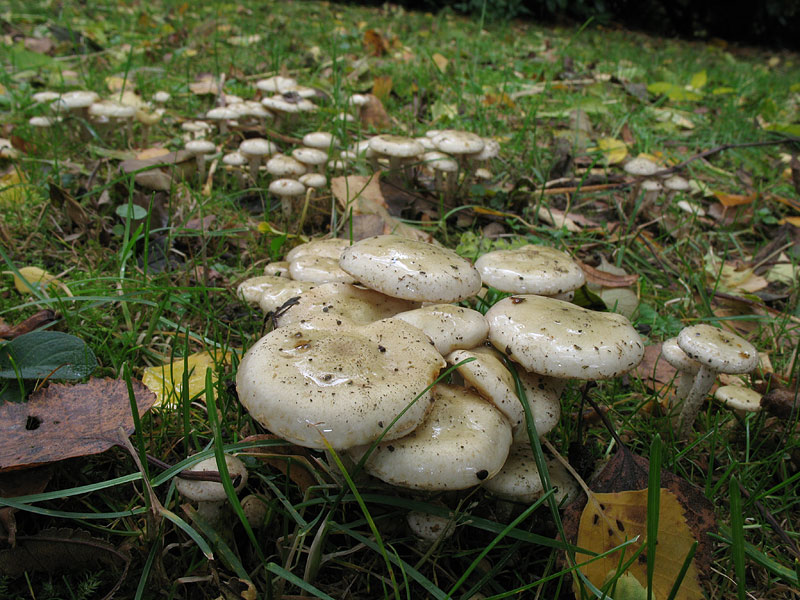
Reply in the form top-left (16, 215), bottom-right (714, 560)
top-left (1, 1), bottom-right (799, 598)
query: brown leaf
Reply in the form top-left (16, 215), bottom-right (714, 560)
top-left (0, 310), bottom-right (57, 340)
top-left (363, 29), bottom-right (389, 56)
top-left (578, 260), bottom-right (639, 288)
top-left (0, 378), bottom-right (157, 471)
top-left (563, 449), bottom-right (716, 578)
top-left (761, 385), bottom-right (799, 419)
top-left (360, 93), bottom-right (391, 129)
top-left (23, 37), bottom-right (54, 54)
top-left (188, 73), bottom-right (219, 95)
top-left (371, 76), bottom-right (393, 102)
top-left (0, 527), bottom-right (129, 580)
top-left (632, 343), bottom-right (678, 398)
top-left (713, 190), bottom-right (757, 208)
top-left (330, 176), bottom-right (432, 242)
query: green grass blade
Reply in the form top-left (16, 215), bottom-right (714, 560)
top-left (729, 476), bottom-right (747, 600)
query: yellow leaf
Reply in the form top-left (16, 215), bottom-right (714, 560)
top-left (0, 83), bottom-right (7, 95)
top-left (431, 52), bottom-right (449, 73)
top-left (371, 76), bottom-right (393, 101)
top-left (105, 75), bottom-right (129, 92)
top-left (712, 87), bottom-right (735, 95)
top-left (765, 253), bottom-right (799, 285)
top-left (689, 70), bottom-right (707, 90)
top-left (575, 488), bottom-right (702, 600)
top-left (780, 216), bottom-right (800, 227)
top-left (704, 251), bottom-right (768, 294)
top-left (136, 147), bottom-right (171, 160)
top-left (141, 350), bottom-right (232, 407)
top-left (5, 266), bottom-right (58, 294)
top-left (592, 138), bottom-right (628, 165)
top-left (713, 191), bottom-right (757, 207)
top-left (0, 170), bottom-right (34, 207)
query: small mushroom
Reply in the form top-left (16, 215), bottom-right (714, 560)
top-left (675, 324), bottom-right (759, 438)
top-left (184, 139), bottom-right (216, 182)
top-left (475, 244), bottom-right (586, 297)
top-left (239, 138), bottom-right (278, 182)
top-left (268, 178), bottom-right (306, 219)
top-left (175, 455), bottom-right (248, 523)
top-left (660, 337), bottom-right (701, 404)
top-left (714, 385), bottom-right (762, 418)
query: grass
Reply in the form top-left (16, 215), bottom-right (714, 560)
top-left (1, 0), bottom-right (799, 598)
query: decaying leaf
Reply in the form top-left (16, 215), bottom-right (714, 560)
top-left (575, 488), bottom-right (703, 600)
top-left (713, 191), bottom-right (757, 208)
top-left (632, 343), bottom-right (678, 401)
top-left (189, 73), bottom-right (219, 95)
top-left (0, 169), bottom-right (36, 207)
top-left (431, 52), bottom-right (449, 72)
top-left (141, 350), bottom-right (232, 407)
top-left (704, 251), bottom-right (768, 294)
top-left (360, 93), bottom-right (391, 129)
top-left (241, 434), bottom-right (320, 493)
top-left (0, 466), bottom-right (52, 545)
top-left (371, 75), bottom-right (393, 102)
top-left (363, 29), bottom-right (389, 56)
top-left (0, 378), bottom-right (156, 471)
top-left (3, 266), bottom-right (63, 295)
top-left (0, 310), bottom-right (57, 340)
top-left (592, 137), bottom-right (628, 165)
top-left (578, 260), bottom-right (639, 288)
top-left (330, 175), bottom-right (432, 242)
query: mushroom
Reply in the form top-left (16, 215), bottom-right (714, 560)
top-left (339, 234), bottom-right (482, 303)
top-left (714, 385), bottom-right (762, 418)
top-left (263, 261), bottom-right (291, 278)
top-left (292, 147), bottom-right (328, 173)
top-left (350, 384), bottom-right (512, 490)
top-left (394, 304), bottom-right (488, 355)
top-left (235, 318), bottom-right (446, 450)
top-left (485, 295), bottom-right (644, 380)
top-left (422, 151), bottom-right (459, 198)
top-left (675, 324), bottom-right (758, 437)
top-left (288, 257), bottom-right (357, 285)
top-left (184, 139), bottom-right (216, 183)
top-left (302, 131), bottom-right (336, 151)
top-left (175, 455), bottom-right (248, 523)
top-left (431, 129), bottom-right (485, 183)
top-left (239, 138), bottom-right (278, 183)
top-left (268, 178), bottom-right (306, 219)
top-left (367, 135), bottom-right (424, 178)
top-left (475, 244), bottom-right (586, 297)
top-left (406, 510), bottom-right (455, 545)
top-left (222, 151), bottom-right (248, 188)
top-left (285, 238), bottom-right (351, 261)
top-left (206, 106), bottom-right (238, 135)
top-left (236, 274), bottom-right (307, 305)
top-left (660, 337), bottom-right (701, 404)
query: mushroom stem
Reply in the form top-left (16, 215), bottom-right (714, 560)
top-left (677, 365), bottom-right (716, 438)
top-left (195, 499), bottom-right (225, 523)
top-left (195, 155), bottom-right (207, 183)
top-left (247, 156), bottom-right (261, 183)
top-left (674, 371), bottom-right (696, 403)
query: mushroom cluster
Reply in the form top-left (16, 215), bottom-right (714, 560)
top-left (235, 235), bottom-right (645, 505)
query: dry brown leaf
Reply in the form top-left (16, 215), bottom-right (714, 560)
top-left (371, 76), bottom-right (393, 102)
top-left (360, 93), bottom-right (391, 129)
top-left (431, 52), bottom-right (449, 72)
top-left (713, 191), bottom-right (757, 207)
top-left (578, 260), bottom-right (639, 288)
top-left (0, 378), bottom-right (156, 471)
top-left (0, 310), bottom-right (57, 340)
top-left (632, 343), bottom-right (678, 399)
top-left (330, 176), bottom-right (432, 242)
top-left (240, 434), bottom-right (319, 493)
top-left (769, 193), bottom-right (800, 213)
top-left (575, 488), bottom-right (703, 600)
top-left (189, 74), bottom-right (219, 95)
top-left (363, 29), bottom-right (389, 56)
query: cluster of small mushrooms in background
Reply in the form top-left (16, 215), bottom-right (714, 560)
top-left (223, 234), bottom-right (762, 541)
top-left (27, 76), bottom-right (501, 221)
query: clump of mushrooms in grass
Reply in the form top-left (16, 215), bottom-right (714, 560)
top-left (233, 234), bottom-right (647, 515)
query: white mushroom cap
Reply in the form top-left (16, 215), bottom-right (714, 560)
top-left (288, 256), bottom-right (357, 284)
top-left (236, 318), bottom-right (446, 450)
top-left (274, 282), bottom-right (417, 328)
top-left (661, 337), bottom-right (700, 373)
top-left (266, 154), bottom-right (307, 178)
top-left (175, 455), bottom-right (249, 503)
top-left (182, 120), bottom-right (212, 137)
top-left (475, 245), bottom-right (586, 295)
top-left (262, 95), bottom-right (301, 114)
top-left (641, 179), bottom-right (663, 192)
top-left (349, 139), bottom-right (372, 156)
top-left (423, 151), bottom-right (458, 173)
top-left (255, 76), bottom-right (298, 94)
top-left (152, 90), bottom-right (171, 103)
top-left (406, 511), bottom-right (455, 543)
top-left (237, 275), bottom-right (301, 305)
top-left (89, 100), bottom-right (136, 119)
top-left (624, 157), bottom-right (659, 176)
top-left (223, 151), bottom-right (248, 167)
top-left (677, 324), bottom-right (758, 374)
top-left (292, 147), bottom-right (328, 167)
top-left (339, 235), bottom-right (482, 303)
top-left (298, 172), bottom-right (327, 188)
top-left (286, 238), bottom-right (351, 262)
top-left (206, 106), bottom-right (238, 121)
top-left (664, 175), bottom-right (690, 191)
top-left (714, 385), bottom-right (762, 412)
top-left (469, 138), bottom-right (500, 162)
top-left (185, 139), bottom-right (216, 155)
top-left (263, 261), bottom-right (291, 278)
top-left (483, 443), bottom-right (544, 502)
top-left (53, 90), bottom-right (99, 110)
top-left (29, 116), bottom-right (60, 127)
top-left (269, 178), bottom-right (306, 197)
top-left (415, 137), bottom-right (436, 151)
top-left (32, 91), bottom-right (61, 103)
top-left (676, 200), bottom-right (706, 216)
top-left (239, 138), bottom-right (277, 158)
top-left (368, 135), bottom-right (424, 158)
top-left (352, 384), bottom-right (512, 490)
top-left (258, 279), bottom-right (317, 314)
top-left (395, 304), bottom-right (488, 355)
top-left (347, 93), bottom-right (369, 108)
top-left (432, 130), bottom-right (485, 155)
top-left (486, 295), bottom-right (644, 379)
top-left (447, 345), bottom-right (524, 430)
top-left (303, 131), bottom-right (335, 149)
top-left (511, 370), bottom-right (564, 442)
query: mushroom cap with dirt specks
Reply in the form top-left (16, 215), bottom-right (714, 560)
top-left (239, 138), bottom-right (277, 157)
top-left (339, 234), bottom-right (482, 303)
top-left (661, 337), bottom-right (700, 373)
top-left (175, 455), bottom-right (248, 502)
top-left (624, 156), bottom-right (659, 176)
top-left (254, 278), bottom-right (317, 314)
top-left (486, 295), bottom-right (644, 379)
top-left (286, 238), bottom-right (351, 262)
top-left (350, 384), bottom-right (512, 490)
top-left (475, 245), bottom-right (586, 295)
top-left (432, 130), bottom-right (485, 155)
top-left (714, 385), bottom-right (762, 412)
top-left (185, 139), bottom-right (216, 155)
top-left (268, 178), bottom-right (306, 197)
top-left (368, 135), bottom-right (424, 158)
top-left (235, 318), bottom-right (445, 450)
top-left (288, 256), bottom-right (356, 285)
top-left (511, 370), bottom-right (564, 442)
top-left (274, 282), bottom-right (418, 329)
top-left (395, 304), bottom-right (488, 355)
top-left (677, 324), bottom-right (758, 374)
top-left (484, 446), bottom-right (576, 504)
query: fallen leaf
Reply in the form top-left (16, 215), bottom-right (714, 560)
top-left (360, 93), bottom-right (391, 129)
top-left (330, 176), bottom-right (432, 242)
top-left (0, 378), bottom-right (156, 471)
top-left (765, 253), bottom-right (799, 285)
top-left (189, 73), bottom-right (219, 95)
top-left (575, 488), bottom-right (703, 600)
top-left (632, 343), bottom-right (678, 399)
top-left (241, 434), bottom-right (319, 493)
top-left (0, 169), bottom-right (36, 207)
top-left (0, 310), bottom-right (57, 340)
top-left (141, 350), bottom-right (232, 407)
top-left (3, 266), bottom-right (60, 294)
top-left (431, 52), bottom-right (449, 72)
top-left (592, 137), bottom-right (628, 165)
top-left (704, 251), bottom-right (768, 295)
top-left (713, 191), bottom-right (757, 208)
top-left (761, 384), bottom-right (799, 418)
top-left (0, 466), bottom-right (52, 545)
top-left (136, 147), bottom-right (171, 160)
top-left (689, 69), bottom-right (707, 90)
top-left (363, 29), bottom-right (389, 56)
top-left (578, 260), bottom-right (639, 288)
top-left (371, 75), bottom-right (393, 102)
top-left (563, 448), bottom-right (717, 579)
